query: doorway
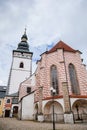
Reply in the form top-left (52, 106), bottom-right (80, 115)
top-left (5, 110), bottom-right (10, 117)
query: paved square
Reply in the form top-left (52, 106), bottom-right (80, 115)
top-left (0, 118), bottom-right (87, 130)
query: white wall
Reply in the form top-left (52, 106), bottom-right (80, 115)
top-left (8, 51), bottom-right (32, 94)
top-left (42, 98), bottom-right (64, 113)
top-left (22, 92), bottom-right (34, 120)
top-left (9, 70), bottom-right (31, 94)
top-left (13, 57), bottom-right (31, 71)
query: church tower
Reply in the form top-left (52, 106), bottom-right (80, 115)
top-left (7, 29), bottom-right (33, 95)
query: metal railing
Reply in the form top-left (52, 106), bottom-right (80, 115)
top-left (44, 113), bottom-right (64, 123)
top-left (73, 114), bottom-right (87, 123)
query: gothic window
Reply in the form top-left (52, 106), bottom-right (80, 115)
top-left (50, 65), bottom-right (59, 94)
top-left (7, 99), bottom-right (10, 103)
top-left (19, 62), bottom-right (24, 68)
top-left (69, 63), bottom-right (80, 95)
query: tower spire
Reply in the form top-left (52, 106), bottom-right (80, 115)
top-left (24, 27), bottom-right (27, 35)
top-left (17, 29), bottom-right (29, 51)
top-left (21, 28), bottom-right (28, 42)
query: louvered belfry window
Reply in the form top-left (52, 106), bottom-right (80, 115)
top-left (69, 63), bottom-right (80, 95)
top-left (50, 65), bottom-right (59, 94)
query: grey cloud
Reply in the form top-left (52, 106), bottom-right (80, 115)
top-left (0, 0), bottom-right (87, 85)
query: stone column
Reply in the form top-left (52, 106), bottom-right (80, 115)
top-left (62, 82), bottom-right (74, 124)
top-left (38, 86), bottom-right (43, 114)
top-left (38, 86), bottom-right (44, 122)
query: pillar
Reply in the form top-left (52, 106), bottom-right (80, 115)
top-left (62, 82), bottom-right (74, 124)
top-left (38, 86), bottom-right (44, 122)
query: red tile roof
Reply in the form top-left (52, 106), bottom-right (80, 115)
top-left (47, 40), bottom-right (77, 54)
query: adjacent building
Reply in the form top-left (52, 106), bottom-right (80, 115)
top-left (4, 92), bottom-right (19, 117)
top-left (0, 86), bottom-right (6, 117)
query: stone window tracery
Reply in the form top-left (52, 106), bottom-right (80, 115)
top-left (50, 65), bottom-right (59, 94)
top-left (69, 63), bottom-right (80, 95)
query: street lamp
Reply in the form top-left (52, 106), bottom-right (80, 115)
top-left (75, 104), bottom-right (80, 120)
top-left (50, 87), bottom-right (56, 130)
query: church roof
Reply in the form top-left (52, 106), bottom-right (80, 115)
top-left (47, 40), bottom-right (77, 54)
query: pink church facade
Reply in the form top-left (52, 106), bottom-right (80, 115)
top-left (35, 41), bottom-right (87, 99)
top-left (19, 41), bottom-right (87, 123)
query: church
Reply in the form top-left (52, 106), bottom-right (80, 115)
top-left (4, 30), bottom-right (87, 123)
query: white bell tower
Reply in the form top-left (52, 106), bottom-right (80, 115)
top-left (7, 29), bottom-right (33, 95)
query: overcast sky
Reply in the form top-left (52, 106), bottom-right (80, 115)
top-left (0, 0), bottom-right (87, 85)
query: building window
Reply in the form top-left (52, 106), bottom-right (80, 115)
top-left (27, 87), bottom-right (31, 93)
top-left (7, 99), bottom-right (10, 103)
top-left (0, 100), bottom-right (1, 105)
top-left (50, 65), bottom-right (59, 94)
top-left (12, 98), bottom-right (18, 104)
top-left (13, 106), bottom-right (18, 114)
top-left (19, 62), bottom-right (24, 68)
top-left (69, 63), bottom-right (80, 94)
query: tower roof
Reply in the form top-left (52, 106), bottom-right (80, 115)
top-left (21, 28), bottom-right (28, 41)
top-left (47, 40), bottom-right (77, 54)
top-left (17, 29), bottom-right (29, 52)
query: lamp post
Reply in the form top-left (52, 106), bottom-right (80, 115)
top-left (50, 87), bottom-right (56, 130)
top-left (75, 104), bottom-right (80, 120)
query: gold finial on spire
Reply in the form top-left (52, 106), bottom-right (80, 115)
top-left (24, 27), bottom-right (27, 34)
top-left (21, 27), bottom-right (28, 41)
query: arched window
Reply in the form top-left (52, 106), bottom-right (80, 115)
top-left (69, 63), bottom-right (80, 95)
top-left (13, 106), bottom-right (18, 114)
top-left (19, 62), bottom-right (24, 68)
top-left (50, 65), bottom-right (59, 94)
top-left (7, 99), bottom-right (10, 103)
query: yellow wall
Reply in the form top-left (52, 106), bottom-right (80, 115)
top-left (0, 98), bottom-right (4, 117)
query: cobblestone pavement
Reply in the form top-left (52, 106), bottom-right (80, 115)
top-left (0, 118), bottom-right (87, 130)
